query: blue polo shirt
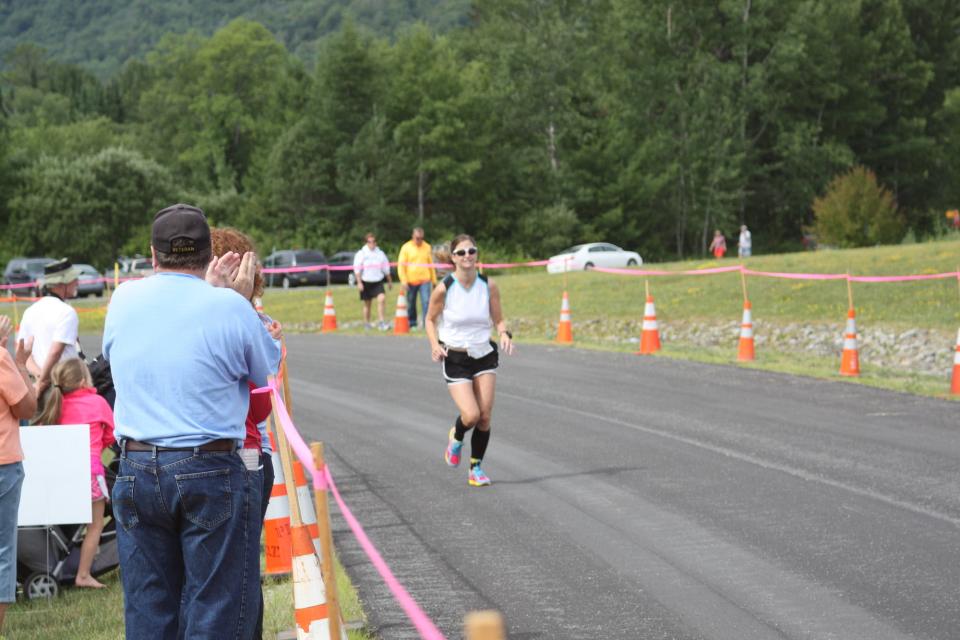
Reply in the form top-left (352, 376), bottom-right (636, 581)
top-left (103, 272), bottom-right (281, 447)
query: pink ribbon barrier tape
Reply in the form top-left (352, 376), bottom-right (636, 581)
top-left (591, 265), bottom-right (743, 276)
top-left (847, 272), bottom-right (960, 283)
top-left (743, 269), bottom-right (848, 281)
top-left (324, 465), bottom-right (447, 640)
top-left (251, 375), bottom-right (448, 639)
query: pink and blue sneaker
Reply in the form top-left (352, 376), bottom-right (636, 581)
top-left (468, 462), bottom-right (491, 487)
top-left (444, 428), bottom-right (463, 467)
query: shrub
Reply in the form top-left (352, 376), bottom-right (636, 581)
top-left (812, 166), bottom-right (903, 248)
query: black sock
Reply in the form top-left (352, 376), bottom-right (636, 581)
top-left (471, 428), bottom-right (490, 464)
top-left (454, 416), bottom-right (470, 441)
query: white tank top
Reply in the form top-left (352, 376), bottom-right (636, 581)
top-left (438, 274), bottom-right (493, 358)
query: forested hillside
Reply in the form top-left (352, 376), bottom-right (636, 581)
top-left (1, 0), bottom-right (959, 270)
top-left (0, 0), bottom-right (471, 77)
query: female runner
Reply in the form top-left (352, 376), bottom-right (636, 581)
top-left (425, 234), bottom-right (514, 486)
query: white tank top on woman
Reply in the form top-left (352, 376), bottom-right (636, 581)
top-left (438, 274), bottom-right (493, 358)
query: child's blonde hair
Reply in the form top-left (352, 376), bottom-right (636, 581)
top-left (33, 358), bottom-right (93, 426)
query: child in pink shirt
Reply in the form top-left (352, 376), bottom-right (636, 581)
top-left (34, 358), bottom-right (115, 589)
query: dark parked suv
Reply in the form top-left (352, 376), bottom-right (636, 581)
top-left (263, 250), bottom-right (327, 288)
top-left (325, 251), bottom-right (357, 286)
top-left (3, 257), bottom-right (55, 297)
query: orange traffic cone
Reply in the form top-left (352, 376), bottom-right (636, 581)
top-left (322, 291), bottom-right (337, 332)
top-left (737, 300), bottom-right (755, 361)
top-left (292, 460), bottom-right (321, 557)
top-left (637, 295), bottom-right (661, 355)
top-left (264, 432), bottom-right (292, 576)
top-left (951, 329), bottom-right (960, 395)
top-left (840, 308), bottom-right (860, 376)
top-left (393, 294), bottom-right (409, 335)
top-left (291, 524), bottom-right (333, 639)
top-left (556, 291), bottom-right (573, 344)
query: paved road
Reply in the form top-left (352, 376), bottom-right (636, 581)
top-left (80, 332), bottom-right (959, 639)
top-left (278, 334), bottom-right (959, 640)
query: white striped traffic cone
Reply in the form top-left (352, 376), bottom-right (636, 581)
top-left (556, 292), bottom-right (573, 344)
top-left (264, 432), bottom-right (292, 576)
top-left (291, 524), bottom-right (331, 639)
top-left (293, 460), bottom-right (321, 557)
top-left (322, 291), bottom-right (337, 332)
top-left (951, 328), bottom-right (960, 395)
top-left (840, 308), bottom-right (860, 376)
top-left (737, 300), bottom-right (755, 361)
top-left (393, 294), bottom-right (409, 335)
top-left (637, 295), bottom-right (661, 355)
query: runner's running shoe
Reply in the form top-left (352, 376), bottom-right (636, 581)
top-left (444, 427), bottom-right (463, 467)
top-left (468, 464), bottom-right (491, 487)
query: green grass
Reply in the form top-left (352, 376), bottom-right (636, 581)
top-left (6, 554), bottom-right (372, 639)
top-left (7, 236), bottom-right (960, 396)
top-left (4, 236), bottom-right (953, 397)
top-left (250, 237), bottom-right (957, 399)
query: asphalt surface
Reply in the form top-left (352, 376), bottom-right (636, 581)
top-left (82, 333), bottom-right (960, 639)
top-left (274, 334), bottom-right (960, 640)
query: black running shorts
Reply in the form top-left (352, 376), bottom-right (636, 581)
top-left (359, 280), bottom-right (385, 301)
top-left (441, 342), bottom-right (499, 385)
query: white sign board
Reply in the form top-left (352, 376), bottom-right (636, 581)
top-left (18, 424), bottom-right (92, 526)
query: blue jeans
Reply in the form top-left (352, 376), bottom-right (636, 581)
top-left (112, 449), bottom-right (260, 640)
top-left (254, 452), bottom-right (274, 640)
top-left (406, 282), bottom-right (432, 327)
top-left (0, 462), bottom-right (24, 603)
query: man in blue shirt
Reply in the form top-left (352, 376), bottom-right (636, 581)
top-left (104, 204), bottom-right (281, 640)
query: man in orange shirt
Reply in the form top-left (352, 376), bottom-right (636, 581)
top-left (397, 227), bottom-right (438, 329)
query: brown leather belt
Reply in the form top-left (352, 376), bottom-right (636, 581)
top-left (123, 438), bottom-right (236, 453)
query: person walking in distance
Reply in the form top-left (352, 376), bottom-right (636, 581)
top-left (738, 224), bottom-right (752, 258)
top-left (425, 234), bottom-right (514, 486)
top-left (103, 204), bottom-right (280, 639)
top-left (353, 233), bottom-right (393, 330)
top-left (397, 227), bottom-right (437, 330)
top-left (709, 229), bottom-right (727, 259)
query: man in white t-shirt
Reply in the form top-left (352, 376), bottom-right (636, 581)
top-left (18, 258), bottom-right (81, 395)
top-left (353, 233), bottom-right (393, 330)
top-left (738, 225), bottom-right (753, 258)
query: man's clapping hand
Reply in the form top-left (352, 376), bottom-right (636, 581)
top-left (206, 251), bottom-right (257, 300)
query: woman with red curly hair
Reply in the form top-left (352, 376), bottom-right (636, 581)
top-left (210, 226), bottom-right (282, 638)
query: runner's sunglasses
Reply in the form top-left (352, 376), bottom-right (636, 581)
top-left (452, 247), bottom-right (478, 257)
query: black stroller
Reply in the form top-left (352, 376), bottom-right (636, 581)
top-left (15, 454), bottom-right (120, 599)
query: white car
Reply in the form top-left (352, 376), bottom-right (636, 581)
top-left (546, 243), bottom-right (642, 273)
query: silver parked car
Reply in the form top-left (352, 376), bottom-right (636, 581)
top-left (75, 264), bottom-right (105, 297)
top-left (546, 242), bottom-right (642, 273)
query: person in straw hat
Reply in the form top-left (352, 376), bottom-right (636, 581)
top-left (17, 258), bottom-right (82, 397)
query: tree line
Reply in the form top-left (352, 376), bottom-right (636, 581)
top-left (1, 0), bottom-right (958, 271)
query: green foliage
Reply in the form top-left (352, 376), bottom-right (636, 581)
top-left (518, 203), bottom-right (580, 257)
top-left (135, 20), bottom-right (295, 193)
top-left (813, 166), bottom-right (904, 247)
top-left (1, 1), bottom-right (959, 267)
top-left (7, 147), bottom-right (174, 268)
top-left (0, 0), bottom-right (471, 78)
